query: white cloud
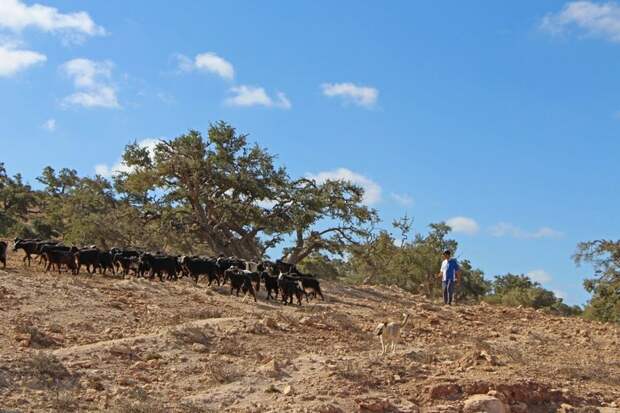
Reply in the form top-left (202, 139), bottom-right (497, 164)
top-left (61, 58), bottom-right (119, 109)
top-left (321, 82), bottom-right (378, 108)
top-left (95, 138), bottom-right (160, 177)
top-left (553, 290), bottom-right (567, 300)
top-left (490, 222), bottom-right (564, 239)
top-left (307, 168), bottom-right (382, 205)
top-left (224, 85), bottom-right (291, 109)
top-left (446, 216), bottom-right (480, 235)
top-left (0, 42), bottom-right (45, 76)
top-left (527, 269), bottom-right (553, 284)
top-left (42, 118), bottom-right (55, 131)
top-left (177, 52), bottom-right (234, 80)
top-left (541, 1), bottom-right (620, 42)
top-left (391, 193), bottom-right (414, 206)
top-left (0, 0), bottom-right (105, 38)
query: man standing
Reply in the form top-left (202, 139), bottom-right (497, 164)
top-left (438, 250), bottom-right (459, 305)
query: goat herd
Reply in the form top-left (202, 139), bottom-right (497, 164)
top-left (0, 239), bottom-right (324, 306)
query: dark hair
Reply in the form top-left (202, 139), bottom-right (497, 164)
top-left (443, 250), bottom-right (451, 256)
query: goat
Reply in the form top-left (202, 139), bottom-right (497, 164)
top-left (277, 274), bottom-right (303, 306)
top-left (375, 313), bottom-right (410, 355)
top-left (140, 253), bottom-right (178, 282)
top-left (98, 251), bottom-right (115, 275)
top-left (225, 267), bottom-right (256, 302)
top-left (261, 272), bottom-right (279, 300)
top-left (0, 241), bottom-right (7, 269)
top-left (13, 239), bottom-right (40, 266)
top-left (242, 270), bottom-right (261, 292)
top-left (43, 250), bottom-right (77, 275)
top-left (180, 256), bottom-right (220, 285)
top-left (75, 248), bottom-right (100, 274)
top-left (281, 273), bottom-right (324, 301)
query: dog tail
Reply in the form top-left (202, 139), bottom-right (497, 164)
top-left (401, 313), bottom-right (410, 328)
top-left (374, 323), bottom-right (386, 336)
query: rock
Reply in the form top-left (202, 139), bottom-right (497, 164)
top-left (191, 343), bottom-right (207, 353)
top-left (109, 344), bottom-right (133, 356)
top-left (264, 384), bottom-right (280, 393)
top-left (115, 376), bottom-right (135, 386)
top-left (262, 317), bottom-right (279, 329)
top-left (510, 402), bottom-right (528, 413)
top-left (130, 361), bottom-right (147, 370)
top-left (427, 383), bottom-right (462, 400)
top-left (282, 384), bottom-right (293, 395)
top-left (316, 404), bottom-right (344, 413)
top-left (260, 359), bottom-right (282, 378)
top-left (357, 398), bottom-right (396, 412)
top-left (463, 394), bottom-right (509, 413)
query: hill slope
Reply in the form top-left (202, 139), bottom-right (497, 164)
top-left (0, 253), bottom-right (619, 413)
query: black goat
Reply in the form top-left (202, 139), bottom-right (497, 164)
top-left (225, 267), bottom-right (256, 302)
top-left (0, 241), bottom-right (7, 269)
top-left (180, 256), bottom-right (220, 285)
top-left (75, 248), bottom-right (100, 274)
top-left (43, 250), bottom-right (77, 275)
top-left (140, 253), bottom-right (178, 282)
top-left (112, 250), bottom-right (140, 276)
top-left (13, 239), bottom-right (40, 266)
top-left (282, 273), bottom-right (324, 301)
top-left (261, 271), bottom-right (279, 300)
top-left (98, 251), bottom-right (115, 275)
top-left (277, 274), bottom-right (303, 306)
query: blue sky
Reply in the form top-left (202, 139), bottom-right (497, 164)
top-left (2, 0), bottom-right (620, 305)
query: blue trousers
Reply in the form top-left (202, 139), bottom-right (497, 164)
top-left (443, 279), bottom-right (455, 305)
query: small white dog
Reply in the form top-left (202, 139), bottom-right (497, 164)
top-left (375, 313), bottom-right (409, 355)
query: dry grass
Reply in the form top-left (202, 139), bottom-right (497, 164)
top-left (50, 391), bottom-right (79, 412)
top-left (29, 352), bottom-right (70, 380)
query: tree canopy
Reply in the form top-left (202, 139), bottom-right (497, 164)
top-left (574, 240), bottom-right (620, 323)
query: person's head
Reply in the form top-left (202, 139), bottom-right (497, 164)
top-left (443, 249), bottom-right (451, 259)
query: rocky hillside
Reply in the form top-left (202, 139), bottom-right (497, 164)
top-left (0, 253), bottom-right (619, 413)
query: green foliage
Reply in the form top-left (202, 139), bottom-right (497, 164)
top-left (297, 252), bottom-right (348, 279)
top-left (0, 123), bottom-right (376, 263)
top-left (574, 240), bottom-right (620, 323)
top-left (0, 162), bottom-right (38, 237)
top-left (485, 273), bottom-right (581, 317)
top-left (345, 219), bottom-right (489, 301)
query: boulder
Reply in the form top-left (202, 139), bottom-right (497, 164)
top-left (463, 394), bottom-right (509, 413)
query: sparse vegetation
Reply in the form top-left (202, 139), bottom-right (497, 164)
top-left (28, 352), bottom-right (70, 380)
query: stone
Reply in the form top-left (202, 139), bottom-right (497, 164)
top-left (510, 401), bottom-right (528, 413)
top-left (427, 383), bottom-right (462, 400)
top-left (463, 394), bottom-right (509, 413)
top-left (191, 343), bottom-right (207, 353)
top-left (357, 398), bottom-right (396, 412)
top-left (316, 404), bottom-right (344, 413)
top-left (282, 384), bottom-right (293, 395)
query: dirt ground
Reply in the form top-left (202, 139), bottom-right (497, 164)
top-left (0, 251), bottom-right (619, 413)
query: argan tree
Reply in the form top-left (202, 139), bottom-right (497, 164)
top-left (574, 240), bottom-right (620, 323)
top-left (113, 122), bottom-right (377, 260)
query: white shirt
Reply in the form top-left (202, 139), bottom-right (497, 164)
top-left (440, 259), bottom-right (449, 281)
